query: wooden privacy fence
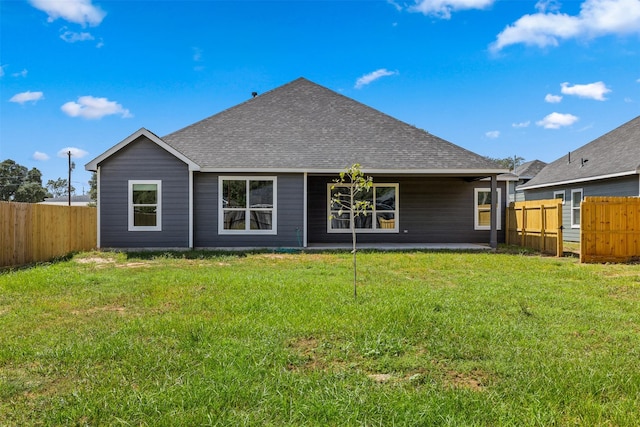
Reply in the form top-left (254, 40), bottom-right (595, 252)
top-left (581, 197), bottom-right (640, 263)
top-left (0, 202), bottom-right (97, 267)
top-left (506, 199), bottom-right (563, 256)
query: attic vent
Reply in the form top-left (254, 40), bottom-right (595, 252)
top-left (251, 91), bottom-right (258, 98)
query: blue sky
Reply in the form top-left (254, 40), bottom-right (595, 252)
top-left (1, 0), bottom-right (639, 192)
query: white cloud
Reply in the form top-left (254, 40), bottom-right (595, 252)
top-left (560, 81), bottom-right (611, 100)
top-left (491, 0), bottom-right (640, 52)
top-left (355, 69), bottom-right (398, 89)
top-left (28, 0), bottom-right (106, 26)
top-left (12, 69), bottom-right (28, 78)
top-left (0, 65), bottom-right (5, 77)
top-left (60, 29), bottom-right (94, 43)
top-left (512, 121), bottom-right (531, 128)
top-left (33, 151), bottom-right (50, 161)
top-left (536, 112), bottom-right (579, 129)
top-left (9, 91), bottom-right (44, 104)
top-left (57, 147), bottom-right (89, 159)
top-left (485, 130), bottom-right (500, 139)
top-left (545, 93), bottom-right (563, 103)
top-left (409, 0), bottom-right (495, 19)
top-left (61, 96), bottom-right (132, 119)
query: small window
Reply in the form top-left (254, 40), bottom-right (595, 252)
top-left (328, 184), bottom-right (398, 233)
top-left (474, 188), bottom-right (501, 230)
top-left (128, 180), bottom-right (161, 231)
top-left (219, 177), bottom-right (277, 234)
top-left (554, 190), bottom-right (565, 205)
top-left (571, 189), bottom-right (583, 228)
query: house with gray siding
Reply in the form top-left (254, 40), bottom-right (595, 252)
top-left (519, 115), bottom-right (640, 242)
top-left (85, 77), bottom-right (507, 250)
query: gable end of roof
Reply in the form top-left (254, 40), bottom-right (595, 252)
top-left (85, 128), bottom-right (200, 172)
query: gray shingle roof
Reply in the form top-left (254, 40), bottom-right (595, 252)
top-left (162, 78), bottom-right (503, 173)
top-left (514, 160), bottom-right (547, 179)
top-left (520, 115), bottom-right (640, 189)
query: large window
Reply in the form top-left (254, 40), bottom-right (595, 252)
top-left (474, 188), bottom-right (501, 230)
top-left (219, 177), bottom-right (276, 234)
top-left (327, 183), bottom-right (398, 233)
top-left (128, 180), bottom-right (161, 231)
top-left (571, 188), bottom-right (583, 228)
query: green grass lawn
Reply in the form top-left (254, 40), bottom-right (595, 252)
top-left (1, 250), bottom-right (639, 426)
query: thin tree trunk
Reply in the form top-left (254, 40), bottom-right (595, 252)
top-left (351, 187), bottom-right (357, 299)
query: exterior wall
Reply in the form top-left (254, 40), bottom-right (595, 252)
top-left (99, 136), bottom-right (190, 248)
top-left (523, 175), bottom-right (639, 242)
top-left (193, 173), bottom-right (304, 248)
top-left (307, 175), bottom-right (506, 244)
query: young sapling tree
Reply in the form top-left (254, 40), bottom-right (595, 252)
top-left (330, 163), bottom-right (373, 299)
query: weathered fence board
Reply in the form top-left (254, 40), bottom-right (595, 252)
top-left (0, 202), bottom-right (97, 267)
top-left (581, 197), bottom-right (640, 263)
top-left (506, 199), bottom-right (563, 256)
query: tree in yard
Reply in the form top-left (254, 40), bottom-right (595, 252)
top-left (330, 163), bottom-right (373, 299)
top-left (46, 178), bottom-right (75, 198)
top-left (0, 159), bottom-right (49, 202)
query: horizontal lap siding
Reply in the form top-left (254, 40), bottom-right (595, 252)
top-left (194, 173), bottom-right (304, 247)
top-left (524, 175), bottom-right (639, 242)
top-left (308, 176), bottom-right (505, 244)
top-left (99, 136), bottom-right (190, 248)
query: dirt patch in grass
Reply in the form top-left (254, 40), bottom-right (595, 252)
top-left (70, 305), bottom-right (127, 316)
top-left (443, 368), bottom-right (488, 391)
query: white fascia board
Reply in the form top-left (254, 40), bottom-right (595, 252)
top-left (517, 170), bottom-right (639, 191)
top-left (85, 128), bottom-right (200, 172)
top-left (198, 167), bottom-right (509, 175)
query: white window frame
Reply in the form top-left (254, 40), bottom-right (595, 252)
top-left (554, 190), bottom-right (565, 205)
top-left (128, 180), bottom-right (162, 231)
top-left (218, 176), bottom-right (277, 235)
top-left (571, 188), bottom-right (583, 228)
top-left (327, 183), bottom-right (399, 233)
top-left (474, 188), bottom-right (502, 230)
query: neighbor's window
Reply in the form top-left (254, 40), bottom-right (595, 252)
top-left (219, 177), bottom-right (277, 234)
top-left (128, 180), bottom-right (161, 231)
top-left (554, 190), bottom-right (565, 205)
top-left (474, 188), bottom-right (502, 230)
top-left (571, 189), bottom-right (583, 228)
top-left (328, 183), bottom-right (398, 233)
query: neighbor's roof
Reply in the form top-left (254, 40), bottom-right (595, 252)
top-left (520, 115), bottom-right (640, 190)
top-left (87, 77), bottom-right (505, 175)
top-left (514, 160), bottom-right (547, 179)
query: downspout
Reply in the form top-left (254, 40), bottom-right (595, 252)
top-left (96, 166), bottom-right (101, 248)
top-left (490, 174), bottom-right (498, 249)
top-left (303, 172), bottom-right (308, 248)
top-left (189, 169), bottom-right (194, 249)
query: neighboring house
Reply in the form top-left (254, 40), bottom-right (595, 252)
top-left (505, 160), bottom-right (547, 204)
top-left (85, 78), bottom-right (507, 250)
top-left (519, 115), bottom-right (640, 242)
top-left (40, 194), bottom-right (92, 206)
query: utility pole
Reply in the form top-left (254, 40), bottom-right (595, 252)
top-left (68, 151), bottom-right (72, 206)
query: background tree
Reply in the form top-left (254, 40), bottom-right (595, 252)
top-left (88, 172), bottom-right (97, 207)
top-left (486, 155), bottom-right (525, 171)
top-left (0, 159), bottom-right (49, 202)
top-left (330, 163), bottom-right (373, 299)
top-left (46, 178), bottom-right (75, 198)
top-left (14, 182), bottom-right (48, 203)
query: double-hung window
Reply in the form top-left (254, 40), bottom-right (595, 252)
top-left (328, 183), bottom-right (398, 233)
top-left (571, 189), bottom-right (583, 228)
top-left (474, 188), bottom-right (501, 230)
top-left (128, 180), bottom-right (161, 231)
top-left (219, 177), bottom-right (277, 234)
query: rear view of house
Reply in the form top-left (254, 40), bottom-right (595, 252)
top-left (85, 78), bottom-right (507, 250)
top-left (519, 115), bottom-right (640, 241)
